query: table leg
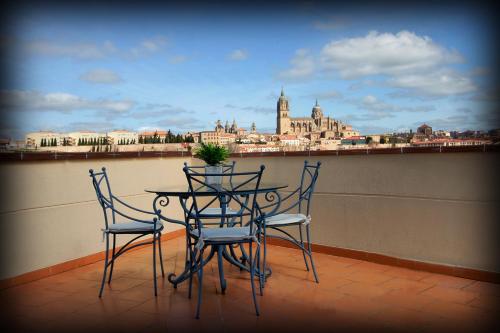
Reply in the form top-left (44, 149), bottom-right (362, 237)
top-left (216, 245), bottom-right (227, 293)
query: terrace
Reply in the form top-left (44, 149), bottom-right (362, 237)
top-left (0, 148), bottom-right (499, 332)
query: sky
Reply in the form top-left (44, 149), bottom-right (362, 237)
top-left (0, 1), bottom-right (498, 140)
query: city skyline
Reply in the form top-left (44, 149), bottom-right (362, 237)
top-left (1, 1), bottom-right (498, 140)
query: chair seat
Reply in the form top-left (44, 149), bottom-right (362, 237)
top-left (264, 213), bottom-right (309, 226)
top-left (190, 226), bottom-right (253, 242)
top-left (191, 207), bottom-right (240, 217)
top-left (107, 221), bottom-right (163, 233)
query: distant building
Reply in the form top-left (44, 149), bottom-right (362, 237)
top-left (278, 134), bottom-right (301, 146)
top-left (341, 136), bottom-right (367, 145)
top-left (67, 131), bottom-right (106, 146)
top-left (25, 131), bottom-right (62, 147)
top-left (417, 124), bottom-right (433, 136)
top-left (105, 130), bottom-right (138, 145)
top-left (0, 138), bottom-right (10, 150)
top-left (200, 131), bottom-right (236, 145)
top-left (276, 88), bottom-right (358, 139)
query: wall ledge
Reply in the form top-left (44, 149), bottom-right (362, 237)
top-left (1, 144), bottom-right (499, 162)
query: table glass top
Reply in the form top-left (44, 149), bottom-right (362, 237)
top-left (145, 182), bottom-right (288, 196)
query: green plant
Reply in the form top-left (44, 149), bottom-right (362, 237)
top-left (194, 143), bottom-right (229, 165)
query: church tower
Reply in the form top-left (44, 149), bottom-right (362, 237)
top-left (276, 87), bottom-right (290, 134)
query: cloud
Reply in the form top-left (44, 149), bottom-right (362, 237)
top-left (156, 117), bottom-right (206, 130)
top-left (129, 36), bottom-right (168, 58)
top-left (320, 30), bottom-right (462, 78)
top-left (131, 103), bottom-right (193, 118)
top-left (303, 90), bottom-right (343, 100)
top-left (278, 48), bottom-right (315, 80)
top-left (168, 55), bottom-right (187, 64)
top-left (388, 69), bottom-right (476, 96)
top-left (224, 104), bottom-right (274, 114)
top-left (25, 40), bottom-right (117, 59)
top-left (24, 36), bottom-right (168, 60)
top-left (228, 49), bottom-right (248, 61)
top-left (313, 16), bottom-right (347, 30)
top-left (343, 112), bottom-right (395, 121)
top-left (412, 115), bottom-right (470, 130)
top-left (79, 69), bottom-right (123, 84)
top-left (0, 90), bottom-right (134, 113)
top-left (358, 95), bottom-right (435, 113)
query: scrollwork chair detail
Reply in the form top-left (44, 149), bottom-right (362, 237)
top-left (89, 167), bottom-right (165, 297)
top-left (261, 161), bottom-right (321, 283)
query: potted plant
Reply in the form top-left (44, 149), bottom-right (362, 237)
top-left (193, 143), bottom-right (230, 184)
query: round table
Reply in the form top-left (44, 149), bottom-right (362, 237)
top-left (145, 182), bottom-right (288, 290)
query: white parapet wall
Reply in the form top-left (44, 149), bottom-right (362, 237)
top-left (0, 152), bottom-right (499, 280)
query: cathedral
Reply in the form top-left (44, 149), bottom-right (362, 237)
top-left (276, 88), bottom-right (356, 139)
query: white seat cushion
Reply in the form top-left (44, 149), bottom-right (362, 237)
top-left (195, 207), bottom-right (239, 216)
top-left (107, 221), bottom-right (163, 233)
top-left (190, 226), bottom-right (252, 242)
top-left (264, 213), bottom-right (309, 226)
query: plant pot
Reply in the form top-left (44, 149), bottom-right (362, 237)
top-left (205, 165), bottom-right (223, 185)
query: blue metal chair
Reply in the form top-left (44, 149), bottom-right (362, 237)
top-left (181, 165), bottom-right (265, 319)
top-left (261, 161), bottom-right (321, 283)
top-left (89, 167), bottom-right (165, 297)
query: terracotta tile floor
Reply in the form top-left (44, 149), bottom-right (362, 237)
top-left (1, 237), bottom-right (499, 333)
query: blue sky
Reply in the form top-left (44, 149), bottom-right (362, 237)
top-left (1, 1), bottom-right (498, 139)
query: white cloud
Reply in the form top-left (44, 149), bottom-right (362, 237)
top-left (25, 40), bottom-right (117, 59)
top-left (389, 69), bottom-right (476, 96)
top-left (25, 36), bottom-right (167, 60)
top-left (304, 90), bottom-right (343, 100)
top-left (0, 90), bottom-right (134, 113)
top-left (228, 49), bottom-right (248, 61)
top-left (278, 48), bottom-right (315, 80)
top-left (320, 30), bottom-right (462, 78)
top-left (130, 36), bottom-right (168, 58)
top-left (79, 69), bottom-right (123, 84)
top-left (168, 55), bottom-right (187, 64)
top-left (359, 95), bottom-right (435, 113)
top-left (313, 16), bottom-right (347, 30)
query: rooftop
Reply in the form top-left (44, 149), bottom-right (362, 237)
top-left (1, 236), bottom-right (498, 333)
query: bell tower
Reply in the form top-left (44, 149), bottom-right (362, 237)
top-left (276, 87), bottom-right (290, 134)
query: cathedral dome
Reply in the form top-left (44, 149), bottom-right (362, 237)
top-left (311, 99), bottom-right (323, 119)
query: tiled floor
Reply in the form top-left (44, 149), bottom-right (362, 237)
top-left (1, 237), bottom-right (499, 333)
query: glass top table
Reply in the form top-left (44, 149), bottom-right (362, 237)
top-left (145, 182), bottom-right (288, 197)
top-left (145, 181), bottom-right (288, 290)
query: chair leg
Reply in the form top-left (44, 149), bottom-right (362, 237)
top-left (257, 243), bottom-right (263, 296)
top-left (153, 232), bottom-right (158, 296)
top-left (195, 248), bottom-right (204, 319)
top-left (249, 242), bottom-right (260, 316)
top-left (299, 224), bottom-right (310, 271)
top-left (99, 233), bottom-right (110, 297)
top-left (262, 225), bottom-right (268, 286)
top-left (108, 234), bottom-right (116, 284)
top-left (306, 224), bottom-right (319, 283)
top-left (158, 233), bottom-right (165, 277)
top-left (216, 245), bottom-right (226, 294)
top-left (188, 242), bottom-right (194, 299)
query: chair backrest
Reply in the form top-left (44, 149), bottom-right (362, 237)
top-left (89, 167), bottom-right (115, 229)
top-left (182, 165), bottom-right (265, 236)
top-left (298, 161), bottom-right (321, 216)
